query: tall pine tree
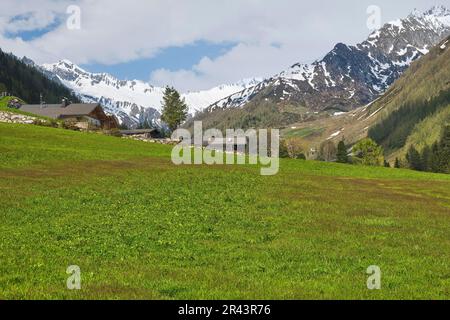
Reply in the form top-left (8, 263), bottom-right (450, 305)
top-left (421, 145), bottom-right (432, 172)
top-left (434, 126), bottom-right (450, 173)
top-left (336, 140), bottom-right (348, 163)
top-left (394, 158), bottom-right (401, 168)
top-left (160, 86), bottom-right (188, 132)
top-left (406, 146), bottom-right (422, 171)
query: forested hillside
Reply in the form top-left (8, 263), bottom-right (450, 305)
top-left (369, 89), bottom-right (450, 152)
top-left (367, 35), bottom-right (450, 158)
top-left (0, 49), bottom-right (79, 104)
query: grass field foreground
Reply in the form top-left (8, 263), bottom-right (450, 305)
top-left (0, 123), bottom-right (449, 299)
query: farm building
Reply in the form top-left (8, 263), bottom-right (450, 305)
top-left (20, 101), bottom-right (118, 130)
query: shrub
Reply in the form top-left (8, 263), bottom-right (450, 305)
top-left (352, 138), bottom-right (384, 166)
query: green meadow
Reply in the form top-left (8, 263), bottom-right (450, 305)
top-left (0, 123), bottom-right (449, 299)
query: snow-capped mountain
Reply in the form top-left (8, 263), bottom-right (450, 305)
top-left (205, 6), bottom-right (450, 117)
top-left (39, 60), bottom-right (261, 128)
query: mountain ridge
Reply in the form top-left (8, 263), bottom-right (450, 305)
top-left (18, 5), bottom-right (450, 132)
top-left (276, 34), bottom-right (450, 161)
top-left (38, 59), bottom-right (261, 128)
top-left (193, 5), bottom-right (450, 130)
top-left (0, 50), bottom-right (80, 107)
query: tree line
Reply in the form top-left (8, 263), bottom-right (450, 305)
top-left (279, 126), bottom-right (449, 175)
top-left (368, 88), bottom-right (450, 152)
top-left (280, 136), bottom-right (386, 166)
top-left (0, 49), bottom-right (79, 104)
top-left (404, 126), bottom-right (450, 174)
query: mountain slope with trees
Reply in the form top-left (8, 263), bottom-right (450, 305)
top-left (274, 35), bottom-right (450, 167)
top-left (0, 49), bottom-right (79, 105)
top-left (367, 35), bottom-right (450, 159)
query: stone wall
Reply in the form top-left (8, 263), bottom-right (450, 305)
top-left (122, 135), bottom-right (180, 145)
top-left (0, 111), bottom-right (36, 125)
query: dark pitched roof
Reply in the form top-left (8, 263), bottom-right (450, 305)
top-left (58, 104), bottom-right (100, 117)
top-left (20, 103), bottom-right (101, 119)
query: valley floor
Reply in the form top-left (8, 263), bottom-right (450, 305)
top-left (0, 123), bottom-right (449, 299)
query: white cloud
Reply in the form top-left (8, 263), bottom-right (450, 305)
top-left (150, 42), bottom-right (308, 91)
top-left (0, 0), bottom-right (444, 90)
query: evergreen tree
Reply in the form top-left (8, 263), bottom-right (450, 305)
top-left (406, 146), bottom-right (422, 171)
top-left (430, 142), bottom-right (441, 173)
top-left (441, 126), bottom-right (450, 173)
top-left (433, 126), bottom-right (450, 173)
top-left (394, 158), bottom-right (401, 168)
top-left (420, 145), bottom-right (432, 172)
top-left (336, 140), bottom-right (348, 163)
top-left (160, 86), bottom-right (188, 132)
top-left (0, 49), bottom-right (79, 104)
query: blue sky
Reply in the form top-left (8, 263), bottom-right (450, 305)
top-left (0, 0), bottom-right (448, 91)
top-left (6, 21), bottom-right (236, 80)
top-left (81, 41), bottom-right (236, 80)
top-left (6, 16), bottom-right (62, 41)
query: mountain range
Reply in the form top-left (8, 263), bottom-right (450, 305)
top-left (34, 59), bottom-right (260, 128)
top-left (16, 5), bottom-right (450, 132)
top-left (190, 5), bottom-right (450, 130)
top-left (274, 34), bottom-right (450, 163)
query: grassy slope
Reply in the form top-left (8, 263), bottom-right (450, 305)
top-left (0, 123), bottom-right (449, 300)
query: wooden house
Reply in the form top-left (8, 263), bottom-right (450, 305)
top-left (20, 101), bottom-right (118, 130)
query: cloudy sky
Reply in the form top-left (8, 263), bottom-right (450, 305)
top-left (0, 0), bottom-right (448, 91)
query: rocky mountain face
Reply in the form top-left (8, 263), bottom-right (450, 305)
top-left (201, 6), bottom-right (450, 127)
top-left (37, 60), bottom-right (261, 129)
top-left (287, 34), bottom-right (450, 161)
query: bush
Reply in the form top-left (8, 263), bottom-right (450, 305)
top-left (284, 137), bottom-right (307, 159)
top-left (352, 138), bottom-right (384, 166)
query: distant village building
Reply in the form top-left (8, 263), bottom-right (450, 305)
top-left (19, 99), bottom-right (118, 130)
